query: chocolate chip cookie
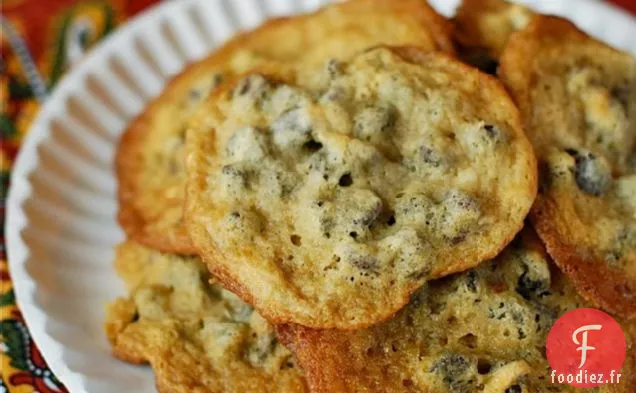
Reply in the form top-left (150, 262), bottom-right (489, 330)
top-left (499, 16), bottom-right (636, 319)
top-left (105, 241), bottom-right (307, 393)
top-left (185, 46), bottom-right (537, 329)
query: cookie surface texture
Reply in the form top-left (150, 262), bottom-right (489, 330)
top-left (116, 0), bottom-right (454, 254)
top-left (185, 47), bottom-right (537, 328)
top-left (499, 16), bottom-right (636, 319)
top-left (277, 229), bottom-right (636, 393)
top-left (105, 241), bottom-right (307, 393)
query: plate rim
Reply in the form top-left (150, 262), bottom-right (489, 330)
top-left (5, 1), bottom-right (200, 391)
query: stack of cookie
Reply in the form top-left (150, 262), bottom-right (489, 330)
top-left (104, 0), bottom-right (636, 392)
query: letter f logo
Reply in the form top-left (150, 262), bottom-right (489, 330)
top-left (572, 324), bottom-right (602, 368)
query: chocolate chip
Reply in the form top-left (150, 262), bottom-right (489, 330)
top-left (221, 164), bottom-right (248, 190)
top-left (233, 74), bottom-right (270, 98)
top-left (221, 164), bottom-right (247, 181)
top-left (505, 385), bottom-right (522, 393)
top-left (516, 267), bottom-right (548, 300)
top-left (222, 164), bottom-right (244, 177)
top-left (430, 353), bottom-right (475, 393)
top-left (339, 173), bottom-right (353, 187)
top-left (189, 73), bottom-right (223, 101)
top-left (430, 353), bottom-right (470, 374)
top-left (351, 256), bottom-right (378, 272)
top-left (387, 216), bottom-right (396, 226)
top-left (236, 77), bottom-right (252, 95)
top-left (211, 73), bottom-right (224, 88)
top-left (449, 233), bottom-right (467, 245)
top-left (484, 124), bottom-right (498, 138)
top-left (518, 328), bottom-right (527, 340)
top-left (440, 190), bottom-right (481, 244)
top-left (447, 191), bottom-right (480, 211)
top-left (571, 151), bottom-right (611, 196)
top-left (303, 139), bottom-right (323, 152)
top-left (420, 146), bottom-right (443, 167)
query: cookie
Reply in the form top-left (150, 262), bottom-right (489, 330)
top-left (104, 241), bottom-right (307, 393)
top-left (277, 229), bottom-right (636, 393)
top-left (185, 46), bottom-right (537, 329)
top-left (117, 52), bottom-right (273, 255)
top-left (499, 16), bottom-right (636, 318)
top-left (454, 0), bottom-right (534, 60)
top-left (117, 0), bottom-right (454, 255)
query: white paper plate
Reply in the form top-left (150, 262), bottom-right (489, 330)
top-left (5, 0), bottom-right (635, 392)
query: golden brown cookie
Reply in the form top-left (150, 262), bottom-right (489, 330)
top-left (454, 0), bottom-right (534, 60)
top-left (185, 46), bottom-right (537, 329)
top-left (499, 16), bottom-right (636, 319)
top-left (117, 52), bottom-right (272, 255)
top-left (277, 229), bottom-right (636, 393)
top-left (117, 0), bottom-right (454, 255)
top-left (105, 241), bottom-right (307, 393)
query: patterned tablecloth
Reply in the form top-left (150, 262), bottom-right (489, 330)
top-left (0, 0), bottom-right (634, 391)
top-left (1, 2), bottom-right (159, 391)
